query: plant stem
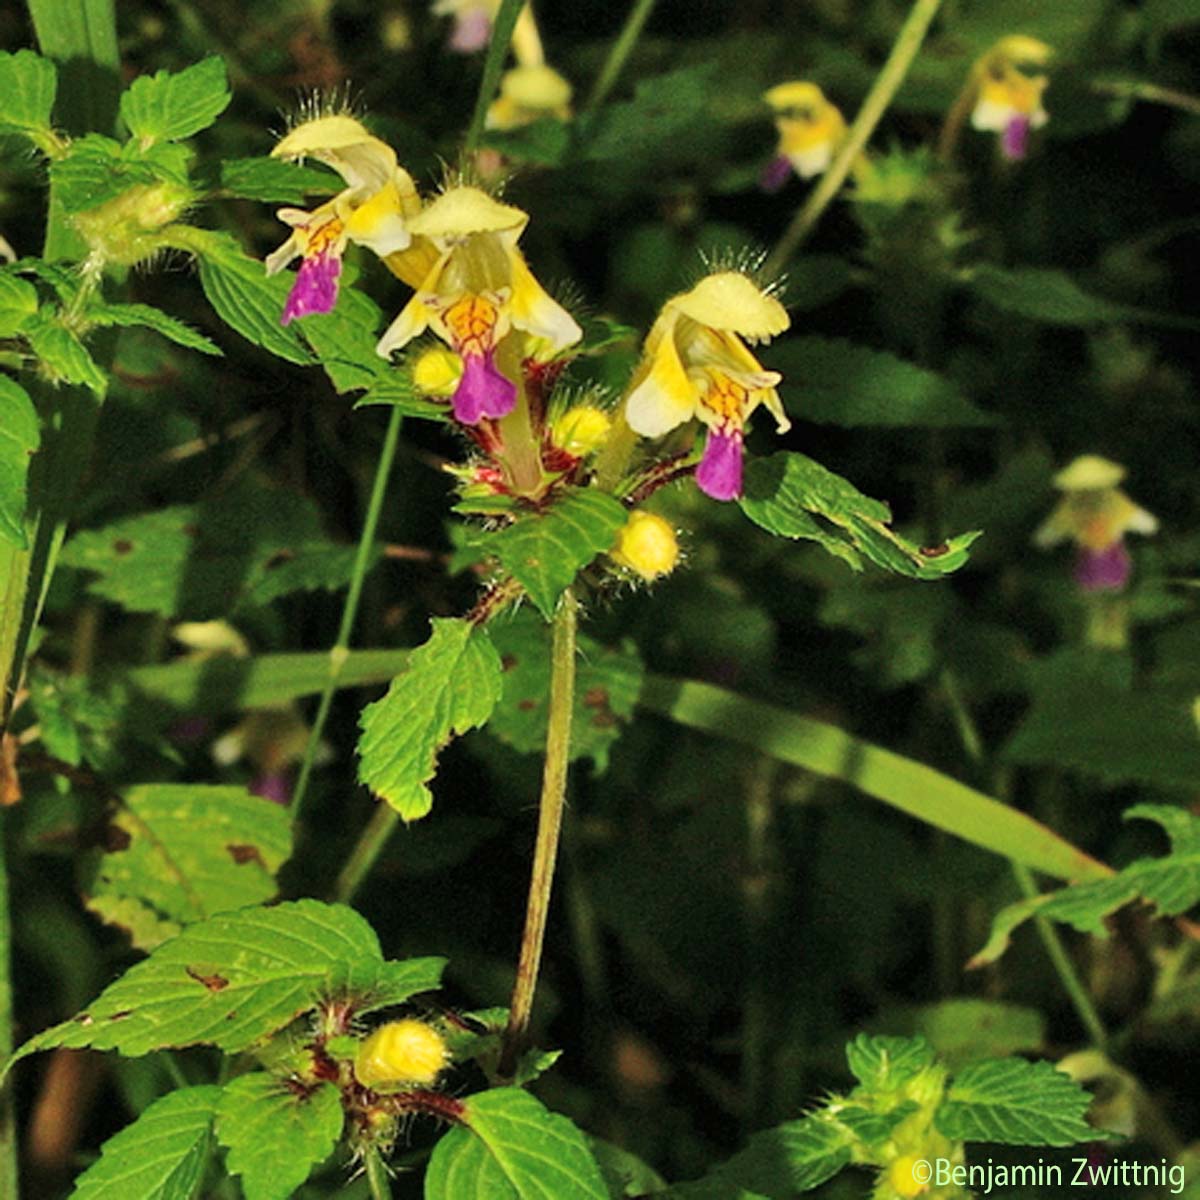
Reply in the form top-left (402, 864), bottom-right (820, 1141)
top-left (763, 0), bottom-right (944, 277)
top-left (464, 0), bottom-right (525, 153)
top-left (0, 814), bottom-right (17, 1200)
top-left (584, 0), bottom-right (659, 114)
top-left (331, 803), bottom-right (399, 905)
top-left (498, 590), bottom-right (577, 1078)
top-left (290, 407), bottom-right (403, 824)
top-left (364, 1146), bottom-right (393, 1200)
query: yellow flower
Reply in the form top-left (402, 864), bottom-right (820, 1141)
top-left (624, 271), bottom-right (790, 500)
top-left (265, 115), bottom-right (421, 324)
top-left (432, 0), bottom-right (544, 66)
top-left (486, 64), bottom-right (573, 132)
top-left (551, 405), bottom-right (611, 458)
top-left (611, 511), bottom-right (679, 580)
top-left (412, 346), bottom-right (464, 396)
top-left (968, 36), bottom-right (1051, 161)
top-left (353, 1019), bottom-right (449, 1090)
top-left (376, 186), bottom-right (580, 424)
top-left (761, 82), bottom-right (847, 190)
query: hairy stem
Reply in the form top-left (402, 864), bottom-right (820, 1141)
top-left (291, 407), bottom-right (403, 824)
top-left (584, 0), bottom-right (660, 114)
top-left (364, 1145), bottom-right (393, 1200)
top-left (499, 590), bottom-right (577, 1077)
top-left (763, 0), bottom-right (944, 276)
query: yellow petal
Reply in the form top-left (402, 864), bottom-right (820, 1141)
top-left (273, 115), bottom-right (400, 193)
top-left (763, 81), bottom-right (828, 113)
top-left (377, 294), bottom-right (435, 358)
top-left (670, 272), bottom-right (790, 342)
top-left (342, 181), bottom-right (411, 255)
top-left (498, 63), bottom-right (572, 111)
top-left (507, 246), bottom-right (581, 352)
top-left (408, 186), bottom-right (527, 240)
top-left (1053, 455), bottom-right (1126, 492)
top-left (625, 314), bottom-right (699, 437)
top-left (1032, 498), bottom-right (1076, 548)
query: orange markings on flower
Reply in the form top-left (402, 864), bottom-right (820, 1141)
top-left (703, 370), bottom-right (751, 426)
top-left (301, 217), bottom-right (345, 259)
top-left (443, 294), bottom-right (500, 358)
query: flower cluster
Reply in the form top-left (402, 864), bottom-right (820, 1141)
top-left (966, 35), bottom-right (1051, 161)
top-left (761, 81), bottom-right (847, 192)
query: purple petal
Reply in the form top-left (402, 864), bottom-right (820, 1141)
top-left (1001, 115), bottom-right (1032, 162)
top-left (760, 155), bottom-right (794, 194)
top-left (250, 769), bottom-right (292, 806)
top-left (452, 351), bottom-right (517, 424)
top-left (696, 429), bottom-right (744, 501)
top-left (281, 253), bottom-right (342, 325)
top-left (449, 9), bottom-right (492, 52)
top-left (1074, 541), bottom-right (1131, 592)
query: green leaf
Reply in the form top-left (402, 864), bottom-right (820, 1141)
top-left (23, 311), bottom-right (107, 393)
top-left (936, 1058), bottom-right (1095, 1146)
top-left (87, 302), bottom-right (221, 355)
top-left (894, 999), bottom-right (1046, 1068)
top-left (0, 49), bottom-right (57, 140)
top-left (84, 784), bottom-right (293, 950)
top-left (425, 1088), bottom-right (608, 1200)
top-left (69, 1085), bottom-right (222, 1200)
top-left (0, 270), bottom-right (40, 338)
top-left (969, 265), bottom-right (1200, 330)
top-left (480, 117), bottom-right (571, 166)
top-left (295, 284), bottom-right (389, 394)
top-left (219, 157), bottom-right (341, 203)
top-left (357, 618), bottom-right (503, 820)
top-left (181, 229), bottom-right (313, 365)
top-left (49, 134), bottom-right (171, 215)
top-left (972, 805), bottom-right (1200, 966)
top-left (9, 900), bottom-right (445, 1064)
top-left (27, 666), bottom-right (119, 770)
top-left (582, 66), bottom-right (715, 163)
top-left (771, 336), bottom-right (997, 428)
top-left (355, 375), bottom-right (450, 421)
top-left (488, 609), bottom-right (643, 771)
top-left (588, 1136), bottom-right (668, 1198)
top-left (741, 452), bottom-right (980, 578)
top-left (638, 676), bottom-right (1112, 884)
top-left (483, 489), bottom-right (627, 618)
top-left (846, 1034), bottom-right (936, 1091)
top-left (0, 375), bottom-right (40, 549)
top-left (120, 57), bottom-right (230, 145)
top-left (215, 1074), bottom-right (343, 1200)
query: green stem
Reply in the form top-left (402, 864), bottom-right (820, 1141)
top-left (331, 803), bottom-right (399, 905)
top-left (498, 590), bottom-right (577, 1078)
top-left (290, 407), bottom-right (403, 824)
top-left (762, 0), bottom-right (944, 277)
top-left (0, 814), bottom-right (17, 1200)
top-left (584, 0), bottom-right (660, 114)
top-left (464, 0), bottom-right (525, 152)
top-left (364, 1146), bottom-right (393, 1200)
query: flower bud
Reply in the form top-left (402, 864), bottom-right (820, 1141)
top-left (412, 346), bottom-right (463, 396)
top-left (73, 181), bottom-right (194, 267)
top-left (353, 1019), bottom-right (449, 1090)
top-left (551, 406), bottom-right (611, 457)
top-left (887, 1155), bottom-right (928, 1199)
top-left (611, 511), bottom-right (679, 581)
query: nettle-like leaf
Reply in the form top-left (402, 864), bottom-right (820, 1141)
top-left (936, 1058), bottom-right (1095, 1146)
top-left (488, 609), bottom-right (643, 771)
top-left (972, 804), bottom-right (1200, 966)
top-left (478, 489), bottom-right (628, 619)
top-left (84, 784), bottom-right (293, 950)
top-left (215, 1074), bottom-right (343, 1200)
top-left (49, 135), bottom-right (180, 216)
top-left (8, 900), bottom-right (445, 1064)
top-left (357, 618), bottom-right (502, 820)
top-left (23, 311), bottom-right (106, 394)
top-left (26, 667), bottom-right (119, 771)
top-left (120, 57), bottom-right (231, 146)
top-left (0, 375), bottom-right (39, 549)
top-left (846, 1032), bottom-right (937, 1091)
top-left (0, 49), bottom-right (56, 142)
top-left (0, 271), bottom-right (40, 337)
top-left (741, 451), bottom-right (980, 578)
top-left (295, 283), bottom-right (389, 395)
top-left (87, 301), bottom-right (221, 356)
top-left (588, 1137), bottom-right (668, 1199)
top-left (771, 336), bottom-right (998, 428)
top-left (425, 1088), bottom-right (608, 1200)
top-left (219, 157), bottom-right (340, 204)
top-left (69, 1085), bottom-right (222, 1200)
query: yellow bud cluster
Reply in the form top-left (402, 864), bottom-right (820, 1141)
top-left (611, 511), bottom-right (679, 581)
top-left (551, 406), bottom-right (611, 457)
top-left (353, 1019), bottom-right (449, 1090)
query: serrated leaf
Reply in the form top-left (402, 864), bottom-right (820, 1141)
top-left (488, 609), bottom-right (643, 771)
top-left (84, 784), bottom-right (293, 950)
top-left (215, 1074), bottom-right (343, 1200)
top-left (69, 1085), bottom-right (222, 1200)
top-left (425, 1088), bottom-right (608, 1200)
top-left (9, 900), bottom-right (445, 1064)
top-left (588, 1137), bottom-right (668, 1198)
top-left (49, 135), bottom-right (168, 216)
top-left (87, 302), bottom-right (221, 355)
top-left (358, 618), bottom-right (502, 820)
top-left (0, 49), bottom-right (56, 139)
top-left (936, 1058), bottom-right (1095, 1146)
top-left (484, 489), bottom-right (627, 618)
top-left (120, 57), bottom-right (230, 145)
top-left (23, 311), bottom-right (106, 393)
top-left (846, 1034), bottom-right (936, 1091)
top-left (741, 452), bottom-right (980, 578)
top-left (295, 284), bottom-right (389, 394)
top-left (355, 375), bottom-right (450, 421)
top-left (833, 1102), bottom-right (920, 1147)
top-left (0, 271), bottom-right (39, 338)
top-left (971, 805), bottom-right (1200, 966)
top-left (183, 230), bottom-right (313, 364)
top-left (770, 336), bottom-right (997, 428)
top-left (219, 157), bottom-right (341, 203)
top-left (27, 667), bottom-right (119, 770)
top-left (0, 375), bottom-right (39, 549)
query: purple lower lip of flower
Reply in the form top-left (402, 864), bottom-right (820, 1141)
top-left (760, 155), bottom-right (794, 194)
top-left (450, 9), bottom-right (492, 52)
top-left (696, 428), bottom-right (744, 501)
top-left (250, 769), bottom-right (292, 806)
top-left (1001, 115), bottom-right (1032, 162)
top-left (452, 351), bottom-right (518, 424)
top-left (1074, 540), bottom-right (1131, 592)
top-left (280, 252), bottom-right (341, 325)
